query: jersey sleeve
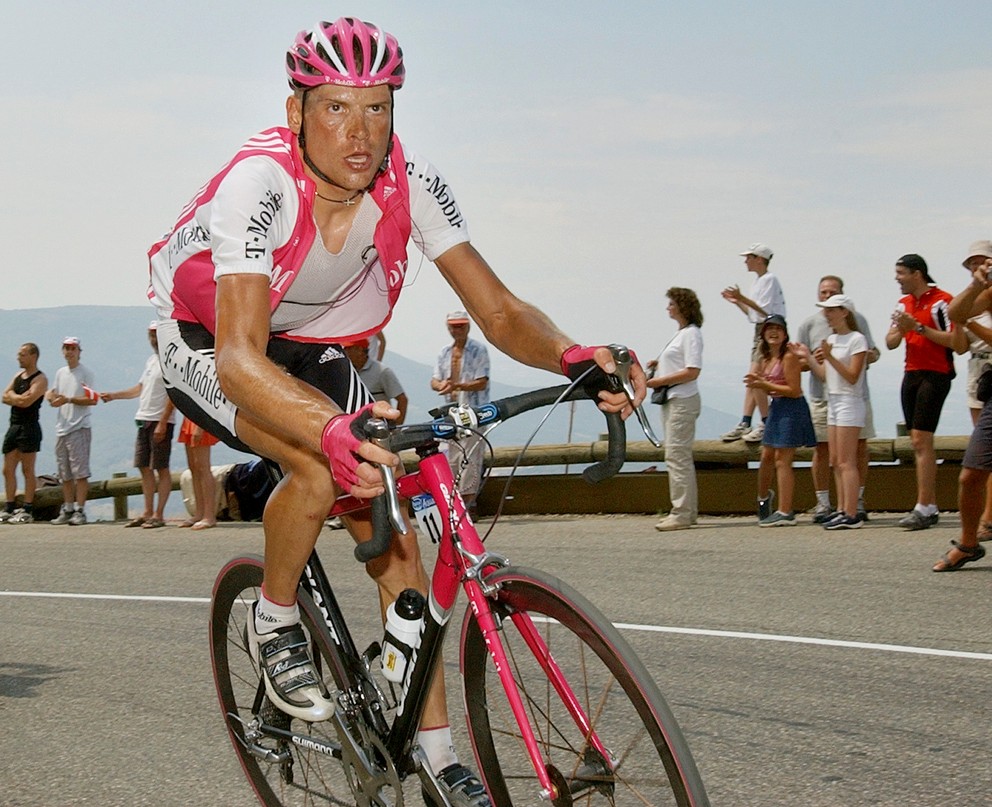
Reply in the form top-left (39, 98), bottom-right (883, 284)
top-left (405, 151), bottom-right (471, 262)
top-left (683, 327), bottom-right (703, 369)
top-left (208, 156), bottom-right (300, 280)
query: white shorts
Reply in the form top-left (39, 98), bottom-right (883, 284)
top-left (827, 395), bottom-right (866, 429)
top-left (812, 396), bottom-right (874, 438)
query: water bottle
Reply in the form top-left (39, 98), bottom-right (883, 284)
top-left (381, 588), bottom-right (425, 683)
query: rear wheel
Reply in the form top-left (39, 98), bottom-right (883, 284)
top-left (210, 555), bottom-right (395, 806)
top-left (460, 567), bottom-right (708, 806)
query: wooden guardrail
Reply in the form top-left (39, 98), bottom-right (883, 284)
top-left (17, 436), bottom-right (972, 520)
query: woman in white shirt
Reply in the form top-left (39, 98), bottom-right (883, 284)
top-left (794, 294), bottom-right (868, 529)
top-left (647, 288), bottom-right (703, 531)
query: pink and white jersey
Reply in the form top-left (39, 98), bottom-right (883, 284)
top-left (148, 127), bottom-right (469, 343)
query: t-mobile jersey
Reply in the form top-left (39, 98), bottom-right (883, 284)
top-left (147, 127), bottom-right (469, 343)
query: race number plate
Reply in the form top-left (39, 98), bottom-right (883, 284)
top-left (411, 493), bottom-right (443, 544)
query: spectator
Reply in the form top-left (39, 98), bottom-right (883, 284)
top-left (430, 310), bottom-right (491, 512)
top-left (344, 338), bottom-right (408, 424)
top-left (744, 315), bottom-right (815, 526)
top-left (721, 243), bottom-right (786, 444)
top-left (885, 254), bottom-right (963, 530)
top-left (648, 288), bottom-right (703, 532)
top-left (45, 337), bottom-right (97, 525)
top-left (1, 343), bottom-right (48, 524)
top-left (796, 276), bottom-right (880, 522)
top-left (955, 240), bottom-right (992, 540)
top-left (178, 417), bottom-right (219, 530)
top-left (367, 330), bottom-right (387, 362)
top-left (100, 322), bottom-right (176, 529)
top-left (934, 250), bottom-right (992, 571)
top-left (794, 295), bottom-right (868, 529)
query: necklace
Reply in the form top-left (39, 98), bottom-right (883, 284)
top-left (315, 189), bottom-right (364, 206)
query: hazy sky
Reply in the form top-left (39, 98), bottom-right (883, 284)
top-left (4, 1), bottom-right (992, 434)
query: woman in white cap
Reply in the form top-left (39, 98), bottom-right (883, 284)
top-left (793, 295), bottom-right (868, 529)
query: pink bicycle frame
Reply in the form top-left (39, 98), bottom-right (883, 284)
top-left (389, 450), bottom-right (615, 798)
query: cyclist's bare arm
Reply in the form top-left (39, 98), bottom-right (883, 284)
top-left (214, 274), bottom-right (399, 489)
top-left (435, 242), bottom-right (646, 410)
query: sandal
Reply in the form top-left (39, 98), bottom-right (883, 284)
top-left (142, 518), bottom-right (166, 529)
top-left (178, 518), bottom-right (197, 528)
top-left (978, 521), bottom-right (992, 542)
top-left (932, 540), bottom-right (986, 573)
top-left (191, 520), bottom-right (216, 531)
top-left (124, 516), bottom-right (148, 528)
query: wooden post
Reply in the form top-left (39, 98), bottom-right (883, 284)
top-left (112, 472), bottom-right (128, 521)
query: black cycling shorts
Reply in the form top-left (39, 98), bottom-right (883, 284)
top-left (900, 370), bottom-right (952, 434)
top-left (156, 320), bottom-right (372, 454)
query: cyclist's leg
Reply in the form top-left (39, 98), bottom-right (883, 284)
top-left (158, 321), bottom-right (337, 721)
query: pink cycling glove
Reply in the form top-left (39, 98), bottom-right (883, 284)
top-left (320, 404), bottom-right (375, 491)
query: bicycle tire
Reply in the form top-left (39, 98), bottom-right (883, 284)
top-left (210, 555), bottom-right (395, 807)
top-left (460, 567), bottom-right (709, 806)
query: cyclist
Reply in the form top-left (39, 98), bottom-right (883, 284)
top-left (148, 17), bottom-right (645, 805)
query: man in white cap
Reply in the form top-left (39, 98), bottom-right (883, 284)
top-left (951, 240), bottom-right (992, 539)
top-left (100, 322), bottom-right (177, 528)
top-left (935, 243), bottom-right (992, 571)
top-left (430, 310), bottom-right (491, 512)
top-left (45, 337), bottom-right (97, 525)
top-left (721, 243), bottom-right (787, 443)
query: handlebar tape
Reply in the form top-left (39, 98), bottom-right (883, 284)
top-left (582, 411), bottom-right (625, 484)
top-left (354, 495), bottom-right (394, 563)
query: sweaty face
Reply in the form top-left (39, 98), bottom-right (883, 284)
top-left (290, 84), bottom-right (393, 192)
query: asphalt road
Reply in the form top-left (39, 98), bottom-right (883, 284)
top-left (1, 513), bottom-right (989, 806)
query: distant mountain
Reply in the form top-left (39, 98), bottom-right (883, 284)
top-left (0, 306), bottom-right (737, 484)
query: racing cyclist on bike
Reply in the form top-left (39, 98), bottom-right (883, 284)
top-left (147, 17), bottom-right (646, 805)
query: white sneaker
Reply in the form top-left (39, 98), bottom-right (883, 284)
top-left (0, 510), bottom-right (12, 523)
top-left (247, 604), bottom-right (335, 723)
top-left (68, 509), bottom-right (87, 526)
top-left (51, 506), bottom-right (73, 525)
top-left (654, 516), bottom-right (692, 532)
top-left (9, 509), bottom-right (33, 524)
top-left (742, 424), bottom-right (765, 443)
top-left (720, 422), bottom-right (749, 442)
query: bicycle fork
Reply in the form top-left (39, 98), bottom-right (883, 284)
top-left (462, 578), bottom-right (616, 802)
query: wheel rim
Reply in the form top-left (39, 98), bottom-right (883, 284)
top-left (462, 571), bottom-right (703, 806)
top-left (210, 559), bottom-right (361, 806)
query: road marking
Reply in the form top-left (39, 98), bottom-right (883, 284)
top-left (2, 590), bottom-right (989, 662)
top-left (0, 590), bottom-right (210, 604)
top-left (613, 622), bottom-right (992, 662)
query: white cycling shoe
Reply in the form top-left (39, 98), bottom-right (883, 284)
top-left (247, 603), bottom-right (335, 723)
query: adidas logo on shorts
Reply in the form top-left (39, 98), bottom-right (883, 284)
top-left (318, 346), bottom-right (345, 364)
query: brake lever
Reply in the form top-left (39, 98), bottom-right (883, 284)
top-left (365, 418), bottom-right (410, 536)
top-left (608, 344), bottom-right (662, 448)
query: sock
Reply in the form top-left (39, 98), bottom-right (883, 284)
top-left (3, 502), bottom-right (13, 514)
top-left (815, 490), bottom-right (831, 508)
top-left (256, 588), bottom-right (300, 633)
top-left (418, 725), bottom-right (458, 773)
top-left (22, 503), bottom-right (32, 514)
top-left (924, 503), bottom-right (939, 516)
top-left (741, 415), bottom-right (753, 427)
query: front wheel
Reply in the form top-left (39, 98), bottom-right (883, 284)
top-left (460, 567), bottom-right (708, 806)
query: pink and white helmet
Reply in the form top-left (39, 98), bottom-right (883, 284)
top-left (286, 18), bottom-right (405, 90)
